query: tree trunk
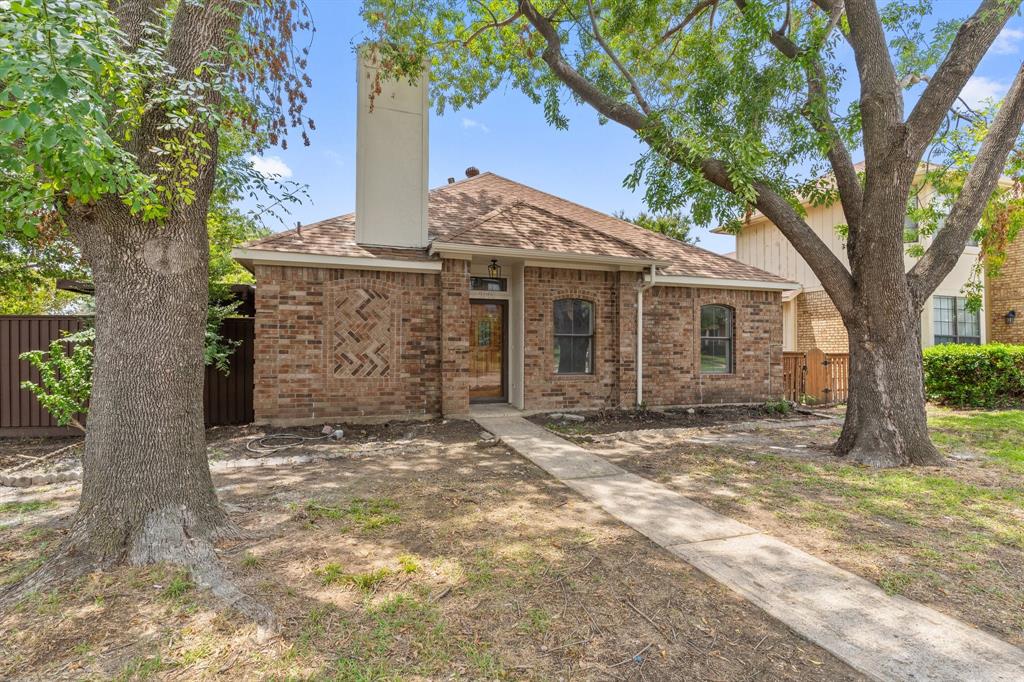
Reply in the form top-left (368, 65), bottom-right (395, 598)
top-left (834, 311), bottom-right (944, 468)
top-left (66, 198), bottom-right (230, 566)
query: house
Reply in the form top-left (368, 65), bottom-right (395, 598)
top-left (717, 172), bottom-right (997, 353)
top-left (231, 52), bottom-right (795, 424)
top-left (986, 233), bottom-right (1024, 344)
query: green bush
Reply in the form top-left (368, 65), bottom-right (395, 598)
top-left (922, 344), bottom-right (1024, 408)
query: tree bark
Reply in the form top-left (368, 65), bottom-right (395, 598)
top-left (67, 196), bottom-right (228, 566)
top-left (836, 318), bottom-right (942, 467)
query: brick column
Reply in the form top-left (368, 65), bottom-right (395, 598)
top-left (616, 271), bottom-right (640, 408)
top-left (440, 258), bottom-right (470, 417)
top-left (253, 265), bottom-right (281, 423)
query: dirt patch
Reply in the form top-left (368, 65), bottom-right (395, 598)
top-left (528, 404), bottom-right (810, 437)
top-left (1, 419), bottom-right (481, 481)
top-left (0, 422), bottom-right (863, 680)
top-left (588, 420), bottom-right (1024, 649)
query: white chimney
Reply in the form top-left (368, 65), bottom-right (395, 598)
top-left (355, 46), bottom-right (429, 248)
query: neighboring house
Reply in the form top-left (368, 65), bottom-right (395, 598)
top-left (986, 232), bottom-right (1024, 344)
top-left (717, 174), bottom-right (993, 353)
top-left (231, 54), bottom-right (794, 424)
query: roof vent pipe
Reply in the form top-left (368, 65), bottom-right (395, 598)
top-left (465, 166), bottom-right (480, 178)
top-left (447, 177), bottom-right (455, 184)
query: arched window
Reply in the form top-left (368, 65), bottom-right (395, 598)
top-left (554, 299), bottom-right (594, 374)
top-left (700, 305), bottom-right (734, 374)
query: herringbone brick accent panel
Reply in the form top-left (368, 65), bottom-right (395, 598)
top-left (332, 287), bottom-right (394, 378)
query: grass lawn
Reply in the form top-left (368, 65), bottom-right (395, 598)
top-left (928, 408), bottom-right (1024, 471)
top-left (585, 406), bottom-right (1024, 649)
top-left (0, 421), bottom-right (861, 681)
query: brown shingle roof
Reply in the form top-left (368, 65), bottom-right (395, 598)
top-left (241, 172), bottom-right (791, 283)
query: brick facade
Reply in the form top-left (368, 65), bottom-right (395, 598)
top-left (440, 259), bottom-right (471, 416)
top-left (988, 235), bottom-right (1024, 344)
top-left (253, 265), bottom-right (441, 423)
top-left (796, 289), bottom-right (849, 353)
top-left (253, 264), bottom-right (785, 423)
top-left (642, 287), bottom-right (784, 405)
top-left (522, 267), bottom-right (637, 411)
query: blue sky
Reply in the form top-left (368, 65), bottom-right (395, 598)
top-left (245, 1), bottom-right (1024, 254)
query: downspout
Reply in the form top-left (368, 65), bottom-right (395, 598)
top-left (636, 264), bottom-right (657, 408)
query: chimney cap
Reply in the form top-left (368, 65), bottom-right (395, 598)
top-left (465, 166), bottom-right (480, 178)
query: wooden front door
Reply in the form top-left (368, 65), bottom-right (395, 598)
top-left (469, 300), bottom-right (506, 402)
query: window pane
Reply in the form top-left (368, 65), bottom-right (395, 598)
top-left (571, 336), bottom-right (592, 374)
top-left (555, 336), bottom-right (574, 373)
top-left (554, 300), bottom-right (573, 335)
top-left (933, 297), bottom-right (954, 339)
top-left (701, 305), bottom-right (730, 338)
top-left (701, 339), bottom-right (729, 373)
top-left (573, 300), bottom-right (593, 335)
top-left (957, 298), bottom-right (980, 338)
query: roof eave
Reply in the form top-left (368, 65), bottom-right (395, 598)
top-left (428, 241), bottom-right (669, 269)
top-left (651, 274), bottom-right (800, 291)
top-left (230, 247), bottom-right (442, 273)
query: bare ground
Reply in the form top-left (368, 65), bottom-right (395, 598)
top-left (582, 418), bottom-right (1024, 649)
top-left (527, 404), bottom-right (809, 438)
top-left (0, 420), bottom-right (863, 681)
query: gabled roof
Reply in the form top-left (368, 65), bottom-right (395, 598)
top-left (238, 172), bottom-right (792, 284)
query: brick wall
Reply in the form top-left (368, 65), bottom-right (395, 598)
top-left (641, 287), bottom-right (784, 405)
top-left (796, 290), bottom-right (849, 353)
top-left (253, 265), bottom-right (441, 423)
top-left (988, 235), bottom-right (1024, 344)
top-left (254, 263), bottom-right (785, 421)
top-left (523, 267), bottom-right (627, 410)
top-left (440, 259), bottom-right (470, 417)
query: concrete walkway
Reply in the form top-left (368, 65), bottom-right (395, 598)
top-left (472, 410), bottom-right (1024, 682)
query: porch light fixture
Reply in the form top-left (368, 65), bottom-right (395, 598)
top-left (487, 258), bottom-right (502, 278)
top-left (1006, 309), bottom-right (1017, 325)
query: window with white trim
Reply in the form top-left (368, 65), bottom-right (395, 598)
top-left (933, 296), bottom-right (980, 345)
top-left (700, 305), bottom-right (734, 374)
top-left (553, 299), bottom-right (594, 374)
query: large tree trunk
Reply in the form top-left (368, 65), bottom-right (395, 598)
top-left (835, 318), bottom-right (943, 467)
top-left (68, 198), bottom-right (228, 565)
top-left (835, 171), bottom-right (944, 468)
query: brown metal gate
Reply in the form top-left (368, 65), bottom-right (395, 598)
top-left (1, 315), bottom-right (254, 436)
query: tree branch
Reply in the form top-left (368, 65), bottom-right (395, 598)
top-left (586, 0), bottom-right (651, 114)
top-left (464, 9), bottom-right (522, 46)
top-left (908, 61), bottom-right (1024, 306)
top-left (904, 0), bottom-right (1020, 160)
top-left (733, 0), bottom-right (862, 234)
top-left (843, 0), bottom-right (903, 159)
top-left (660, 0), bottom-right (718, 43)
top-left (517, 0), bottom-right (856, 316)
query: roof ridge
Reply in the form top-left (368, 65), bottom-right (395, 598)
top-left (508, 199), bottom-right (654, 258)
top-left (439, 199), bottom-right (523, 242)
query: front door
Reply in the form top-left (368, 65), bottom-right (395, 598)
top-left (469, 300), bottom-right (506, 402)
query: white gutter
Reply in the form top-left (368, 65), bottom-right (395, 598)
top-left (653, 275), bottom-right (797, 291)
top-left (636, 264), bottom-right (657, 408)
top-left (430, 241), bottom-right (670, 269)
top-left (230, 247), bottom-right (442, 274)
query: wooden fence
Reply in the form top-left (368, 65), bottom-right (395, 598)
top-left (1, 315), bottom-right (254, 437)
top-left (782, 348), bottom-right (850, 405)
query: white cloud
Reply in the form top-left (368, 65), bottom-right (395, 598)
top-left (993, 27), bottom-right (1024, 55)
top-left (958, 76), bottom-right (1008, 109)
top-left (461, 117), bottom-right (490, 133)
top-left (248, 154), bottom-right (293, 178)
top-left (323, 149), bottom-right (344, 168)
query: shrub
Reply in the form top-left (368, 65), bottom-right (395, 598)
top-left (922, 344), bottom-right (1024, 407)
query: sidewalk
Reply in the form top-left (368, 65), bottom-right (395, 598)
top-left (473, 411), bottom-right (1024, 682)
